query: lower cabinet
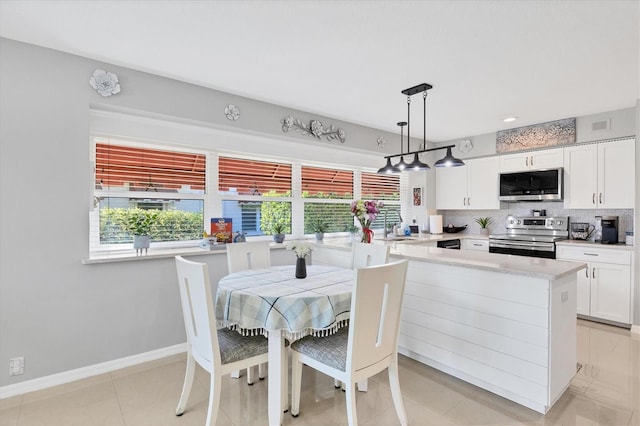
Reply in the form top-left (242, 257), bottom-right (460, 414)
top-left (557, 245), bottom-right (632, 325)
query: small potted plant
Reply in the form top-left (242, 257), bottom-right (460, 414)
top-left (344, 224), bottom-right (359, 244)
top-left (475, 217), bottom-right (493, 235)
top-left (272, 222), bottom-right (286, 244)
top-left (309, 218), bottom-right (328, 241)
top-left (127, 208), bottom-right (158, 254)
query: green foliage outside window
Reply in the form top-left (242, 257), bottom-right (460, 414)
top-left (100, 208), bottom-right (203, 243)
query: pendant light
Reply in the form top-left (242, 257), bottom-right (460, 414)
top-left (393, 122), bottom-right (408, 171)
top-left (377, 122), bottom-right (406, 174)
top-left (377, 82), bottom-right (465, 173)
top-left (434, 146), bottom-right (466, 167)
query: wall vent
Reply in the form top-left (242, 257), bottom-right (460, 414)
top-left (591, 119), bottom-right (610, 131)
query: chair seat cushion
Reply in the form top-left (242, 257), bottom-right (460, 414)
top-left (218, 328), bottom-right (269, 364)
top-left (290, 326), bottom-right (349, 371)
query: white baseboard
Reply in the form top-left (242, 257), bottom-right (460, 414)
top-left (0, 343), bottom-right (187, 400)
top-left (631, 325), bottom-right (640, 335)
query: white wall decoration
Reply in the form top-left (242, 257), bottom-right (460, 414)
top-left (224, 104), bottom-right (240, 120)
top-left (280, 115), bottom-right (346, 143)
top-left (89, 69), bottom-right (121, 97)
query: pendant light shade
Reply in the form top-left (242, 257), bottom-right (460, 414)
top-left (408, 152), bottom-right (430, 171)
top-left (376, 157), bottom-right (398, 174)
top-left (434, 146), bottom-right (465, 167)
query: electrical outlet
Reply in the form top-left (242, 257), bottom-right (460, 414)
top-left (9, 357), bottom-right (24, 376)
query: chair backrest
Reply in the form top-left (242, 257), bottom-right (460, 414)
top-left (351, 242), bottom-right (390, 269)
top-left (226, 241), bottom-right (271, 273)
top-left (346, 260), bottom-right (408, 373)
top-left (175, 256), bottom-right (220, 371)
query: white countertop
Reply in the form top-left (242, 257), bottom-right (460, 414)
top-left (318, 235), bottom-right (586, 280)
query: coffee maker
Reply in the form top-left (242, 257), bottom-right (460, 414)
top-left (600, 216), bottom-right (619, 244)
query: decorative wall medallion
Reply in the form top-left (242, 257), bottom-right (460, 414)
top-left (377, 137), bottom-right (386, 149)
top-left (459, 139), bottom-right (473, 153)
top-left (496, 118), bottom-right (576, 153)
top-left (89, 69), bottom-right (121, 97)
top-left (280, 115), bottom-right (346, 143)
top-left (224, 104), bottom-right (240, 121)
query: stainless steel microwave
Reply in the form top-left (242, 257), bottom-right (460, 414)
top-left (499, 168), bottom-right (564, 202)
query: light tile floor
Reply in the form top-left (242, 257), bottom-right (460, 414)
top-left (1, 319), bottom-right (638, 425)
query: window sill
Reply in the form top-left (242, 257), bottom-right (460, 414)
top-left (82, 242), bottom-right (288, 264)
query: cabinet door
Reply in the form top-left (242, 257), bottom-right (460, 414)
top-left (576, 265), bottom-right (591, 316)
top-left (436, 165), bottom-right (467, 209)
top-left (590, 262), bottom-right (631, 324)
top-left (531, 148), bottom-right (564, 170)
top-left (467, 157), bottom-right (499, 209)
top-left (564, 144), bottom-right (598, 209)
top-left (499, 152), bottom-right (529, 172)
top-left (598, 139), bottom-right (635, 209)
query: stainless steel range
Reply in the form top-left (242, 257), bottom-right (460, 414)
top-left (489, 216), bottom-right (569, 259)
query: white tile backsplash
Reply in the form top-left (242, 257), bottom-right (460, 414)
top-left (441, 202), bottom-right (633, 241)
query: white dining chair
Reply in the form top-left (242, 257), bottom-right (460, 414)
top-left (351, 242), bottom-right (390, 269)
top-left (336, 242), bottom-right (390, 391)
top-left (290, 260), bottom-right (409, 426)
top-left (174, 256), bottom-right (269, 425)
top-left (226, 240), bottom-right (271, 273)
top-left (226, 240), bottom-right (271, 381)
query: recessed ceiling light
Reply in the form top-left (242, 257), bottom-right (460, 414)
top-left (503, 116), bottom-right (518, 123)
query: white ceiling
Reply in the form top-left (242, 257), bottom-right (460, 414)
top-left (1, 0), bottom-right (638, 142)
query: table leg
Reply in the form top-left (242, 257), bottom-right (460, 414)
top-left (268, 330), bottom-right (287, 426)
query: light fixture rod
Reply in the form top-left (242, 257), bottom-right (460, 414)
top-left (384, 144), bottom-right (455, 159)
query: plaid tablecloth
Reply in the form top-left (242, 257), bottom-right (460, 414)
top-left (216, 265), bottom-right (354, 341)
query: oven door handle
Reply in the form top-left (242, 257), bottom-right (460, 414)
top-left (489, 241), bottom-right (555, 251)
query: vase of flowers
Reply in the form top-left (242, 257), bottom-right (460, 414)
top-left (286, 240), bottom-right (314, 279)
top-left (350, 199), bottom-right (383, 243)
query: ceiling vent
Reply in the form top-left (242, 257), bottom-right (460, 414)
top-left (591, 119), bottom-right (610, 131)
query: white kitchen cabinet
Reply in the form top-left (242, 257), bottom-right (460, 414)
top-left (436, 156), bottom-right (499, 210)
top-left (563, 138), bottom-right (635, 209)
top-left (499, 147), bottom-right (564, 172)
top-left (556, 245), bottom-right (632, 324)
top-left (462, 238), bottom-right (488, 251)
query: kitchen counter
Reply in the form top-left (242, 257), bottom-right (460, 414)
top-left (319, 235), bottom-right (584, 280)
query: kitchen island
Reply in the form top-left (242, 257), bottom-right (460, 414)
top-left (314, 238), bottom-right (586, 414)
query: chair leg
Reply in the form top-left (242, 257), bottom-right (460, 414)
top-left (247, 366), bottom-right (254, 385)
top-left (290, 354), bottom-right (302, 417)
top-left (259, 362), bottom-right (266, 379)
top-left (388, 361), bottom-right (408, 426)
top-left (230, 370), bottom-right (240, 379)
top-left (356, 379), bottom-right (368, 392)
top-left (205, 372), bottom-right (222, 426)
top-left (175, 353), bottom-right (196, 416)
top-left (334, 378), bottom-right (341, 388)
top-left (345, 381), bottom-right (358, 426)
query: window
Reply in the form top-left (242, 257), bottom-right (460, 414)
top-left (361, 172), bottom-right (401, 230)
top-left (219, 156), bottom-right (292, 236)
top-left (300, 166), bottom-right (354, 233)
top-left (91, 139), bottom-right (206, 253)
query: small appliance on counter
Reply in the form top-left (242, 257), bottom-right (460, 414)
top-left (429, 215), bottom-right (443, 234)
top-left (600, 216), bottom-right (619, 244)
top-left (570, 222), bottom-right (595, 240)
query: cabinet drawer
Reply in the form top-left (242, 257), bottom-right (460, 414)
top-left (463, 239), bottom-right (488, 251)
top-left (556, 246), bottom-right (631, 265)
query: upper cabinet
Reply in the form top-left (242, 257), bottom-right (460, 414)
top-left (564, 138), bottom-right (635, 209)
top-left (436, 156), bottom-right (499, 210)
top-left (499, 147), bottom-right (564, 172)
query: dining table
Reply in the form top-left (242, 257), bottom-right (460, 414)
top-left (215, 264), bottom-right (355, 426)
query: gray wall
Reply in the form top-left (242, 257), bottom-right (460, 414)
top-left (0, 38), bottom-right (398, 388)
